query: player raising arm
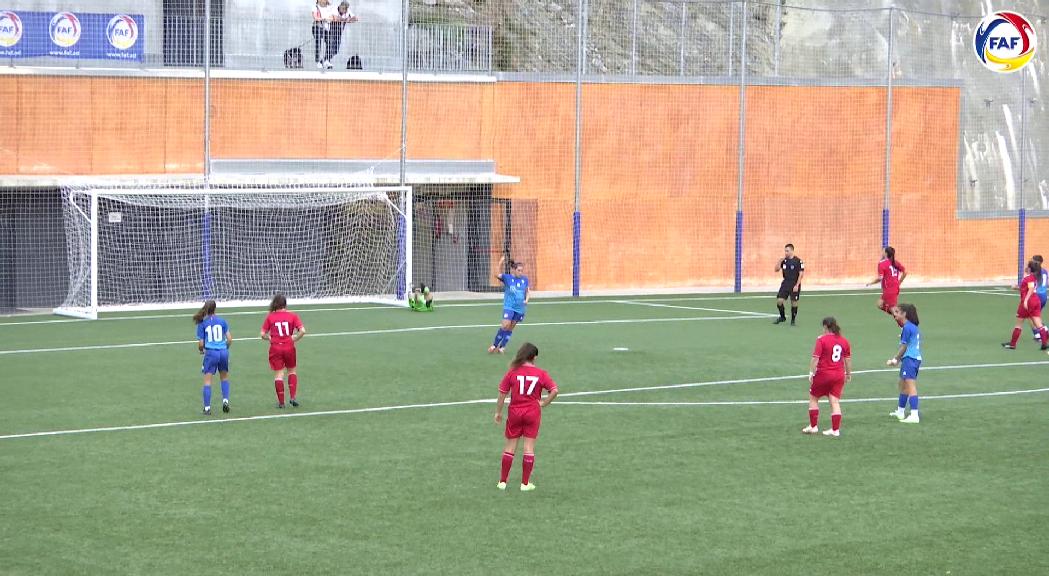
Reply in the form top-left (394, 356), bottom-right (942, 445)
top-left (489, 255), bottom-right (530, 353)
top-left (774, 243), bottom-right (804, 326)
top-left (261, 294), bottom-right (307, 408)
top-left (887, 304), bottom-right (922, 424)
top-left (1003, 260), bottom-right (1049, 350)
top-left (866, 246), bottom-right (907, 317)
top-left (194, 300), bottom-right (233, 415)
top-left (494, 342), bottom-right (558, 492)
top-left (803, 317), bottom-right (852, 437)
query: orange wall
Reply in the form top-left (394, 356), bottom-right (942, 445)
top-left (2, 76), bottom-right (973, 290)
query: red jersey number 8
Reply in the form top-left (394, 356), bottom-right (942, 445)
top-left (831, 344), bottom-right (843, 362)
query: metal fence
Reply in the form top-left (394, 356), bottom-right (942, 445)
top-left (1, 0), bottom-right (1047, 306)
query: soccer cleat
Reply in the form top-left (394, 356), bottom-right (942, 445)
top-left (203, 406), bottom-right (211, 415)
top-left (1001, 343), bottom-right (1016, 349)
top-left (773, 318), bottom-right (786, 325)
top-left (487, 345), bottom-right (497, 354)
top-left (822, 429), bottom-right (840, 437)
top-left (497, 348), bottom-right (506, 354)
top-left (277, 403), bottom-right (285, 409)
top-left (222, 400), bottom-right (230, 413)
top-left (520, 483), bottom-right (536, 492)
top-left (289, 399), bottom-right (300, 408)
top-left (901, 412), bottom-right (920, 424)
top-left (790, 320), bottom-right (796, 326)
top-left (801, 425), bottom-right (819, 434)
top-left (1041, 343), bottom-right (1049, 351)
top-left (889, 409), bottom-right (905, 419)
top-left (496, 482), bottom-right (507, 491)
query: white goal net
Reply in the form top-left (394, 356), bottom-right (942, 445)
top-left (56, 183), bottom-right (412, 319)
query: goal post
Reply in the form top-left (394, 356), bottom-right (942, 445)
top-left (55, 183), bottom-right (413, 319)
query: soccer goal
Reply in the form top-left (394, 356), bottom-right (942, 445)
top-left (55, 183), bottom-right (412, 319)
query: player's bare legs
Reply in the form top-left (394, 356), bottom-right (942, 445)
top-left (287, 367), bottom-right (300, 407)
top-left (822, 395), bottom-right (842, 437)
top-left (520, 436), bottom-right (537, 490)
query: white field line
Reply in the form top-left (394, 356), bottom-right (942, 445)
top-left (2, 360), bottom-right (1047, 441)
top-left (0, 288), bottom-right (1009, 326)
top-left (0, 314), bottom-right (767, 356)
top-left (614, 300), bottom-right (776, 317)
top-left (967, 290), bottom-right (1017, 297)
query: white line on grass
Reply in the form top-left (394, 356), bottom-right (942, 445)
top-left (2, 359), bottom-right (1048, 441)
top-left (0, 288), bottom-right (1007, 326)
top-left (614, 300), bottom-right (776, 317)
top-left (0, 314), bottom-right (768, 355)
top-left (967, 290), bottom-right (1016, 297)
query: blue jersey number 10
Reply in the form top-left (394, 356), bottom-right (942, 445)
top-left (205, 324), bottom-right (224, 343)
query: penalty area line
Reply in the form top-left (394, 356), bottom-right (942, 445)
top-left (2, 360), bottom-right (1049, 441)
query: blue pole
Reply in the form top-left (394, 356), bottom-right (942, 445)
top-left (734, 210), bottom-right (743, 293)
top-left (202, 211), bottom-right (212, 300)
top-left (881, 208), bottom-right (889, 249)
top-left (1018, 208), bottom-right (1026, 284)
top-left (572, 211), bottom-right (581, 297)
top-left (396, 212), bottom-right (406, 300)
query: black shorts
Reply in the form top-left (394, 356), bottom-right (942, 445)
top-left (777, 283), bottom-right (800, 301)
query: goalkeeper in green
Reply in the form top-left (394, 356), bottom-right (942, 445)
top-left (409, 284), bottom-right (434, 311)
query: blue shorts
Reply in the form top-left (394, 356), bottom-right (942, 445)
top-left (202, 349), bottom-right (229, 374)
top-left (899, 357), bottom-right (921, 381)
top-left (502, 309), bottom-right (525, 323)
top-left (1039, 293), bottom-right (1047, 308)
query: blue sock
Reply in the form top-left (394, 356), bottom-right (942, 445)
top-left (897, 394), bottom-right (907, 409)
top-left (221, 380), bottom-right (230, 401)
top-left (501, 330), bottom-right (513, 349)
top-left (203, 385), bottom-right (212, 408)
top-left (492, 329), bottom-right (505, 348)
top-left (909, 395), bottom-right (919, 411)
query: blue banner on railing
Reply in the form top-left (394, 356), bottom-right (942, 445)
top-left (0, 10), bottom-right (144, 61)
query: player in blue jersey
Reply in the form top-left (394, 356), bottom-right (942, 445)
top-left (886, 303), bottom-right (921, 424)
top-left (1032, 255), bottom-right (1048, 342)
top-left (194, 300), bottom-right (233, 415)
top-left (489, 256), bottom-right (530, 354)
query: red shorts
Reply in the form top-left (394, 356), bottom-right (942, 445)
top-left (810, 372), bottom-right (846, 399)
top-left (1017, 299), bottom-right (1043, 319)
top-left (268, 345), bottom-right (297, 371)
top-left (505, 406), bottom-right (542, 439)
top-left (880, 291), bottom-right (899, 310)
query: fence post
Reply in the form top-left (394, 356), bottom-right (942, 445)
top-left (679, 1), bottom-right (687, 76)
top-left (631, 0), bottom-right (638, 75)
top-left (573, 0), bottom-right (587, 297)
top-left (882, 7), bottom-right (894, 250)
top-left (1017, 69), bottom-right (1028, 283)
top-left (734, 1), bottom-right (747, 293)
top-left (773, 0), bottom-right (781, 75)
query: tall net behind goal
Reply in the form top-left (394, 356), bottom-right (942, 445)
top-left (56, 183), bottom-right (412, 319)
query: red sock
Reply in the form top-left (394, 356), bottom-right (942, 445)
top-left (831, 413), bottom-right (842, 431)
top-left (1010, 328), bottom-right (1022, 347)
top-left (808, 408), bottom-right (819, 428)
top-left (500, 452), bottom-right (514, 483)
top-left (289, 374), bottom-right (298, 400)
top-left (522, 453), bottom-right (535, 485)
top-left (1040, 327), bottom-right (1049, 346)
top-left (275, 379), bottom-right (285, 405)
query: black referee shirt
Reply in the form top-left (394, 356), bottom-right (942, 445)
top-left (780, 256), bottom-right (804, 285)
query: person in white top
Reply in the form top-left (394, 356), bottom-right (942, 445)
top-left (312, 0), bottom-right (338, 69)
top-left (326, 1), bottom-right (358, 67)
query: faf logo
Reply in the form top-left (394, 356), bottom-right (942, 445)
top-left (49, 11), bottom-right (81, 48)
top-left (106, 14), bottom-right (139, 51)
top-left (974, 11), bottom-right (1037, 73)
top-left (0, 11), bottom-right (22, 48)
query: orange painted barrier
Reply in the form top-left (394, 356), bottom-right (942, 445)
top-left (1, 75), bottom-right (980, 290)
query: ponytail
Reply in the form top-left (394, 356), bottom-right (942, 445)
top-left (1030, 260), bottom-right (1042, 285)
top-left (821, 316), bottom-right (841, 335)
top-left (885, 246), bottom-right (897, 270)
top-left (193, 300), bottom-right (217, 324)
top-left (510, 342), bottom-right (539, 369)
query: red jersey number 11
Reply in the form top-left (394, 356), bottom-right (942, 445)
top-left (275, 321), bottom-right (291, 337)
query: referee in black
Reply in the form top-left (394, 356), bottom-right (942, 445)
top-left (774, 243), bottom-right (805, 325)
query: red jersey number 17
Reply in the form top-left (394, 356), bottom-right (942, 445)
top-left (518, 375), bottom-right (538, 395)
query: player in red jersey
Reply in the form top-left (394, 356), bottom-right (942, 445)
top-left (866, 246), bottom-right (907, 316)
top-left (494, 342), bottom-right (559, 492)
top-left (1002, 260), bottom-right (1049, 350)
top-left (261, 294), bottom-right (307, 408)
top-left (803, 317), bottom-right (852, 437)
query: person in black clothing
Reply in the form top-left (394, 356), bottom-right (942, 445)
top-left (774, 243), bottom-right (805, 325)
